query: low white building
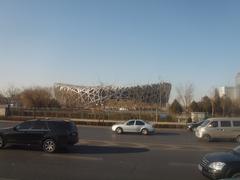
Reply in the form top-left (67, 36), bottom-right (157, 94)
top-left (191, 112), bottom-right (206, 122)
top-left (0, 105), bottom-right (7, 117)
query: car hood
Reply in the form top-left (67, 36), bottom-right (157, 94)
top-left (205, 151), bottom-right (240, 163)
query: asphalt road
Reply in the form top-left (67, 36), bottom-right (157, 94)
top-left (0, 121), bottom-right (238, 180)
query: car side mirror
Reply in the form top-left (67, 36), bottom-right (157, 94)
top-left (208, 124), bottom-right (212, 128)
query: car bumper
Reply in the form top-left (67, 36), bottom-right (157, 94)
top-left (195, 131), bottom-right (203, 138)
top-left (198, 164), bottom-right (226, 180)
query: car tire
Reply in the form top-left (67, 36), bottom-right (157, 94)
top-left (202, 134), bottom-right (211, 142)
top-left (232, 172), bottom-right (240, 178)
top-left (116, 127), bottom-right (123, 135)
top-left (42, 139), bottom-right (56, 153)
top-left (0, 136), bottom-right (5, 149)
top-left (141, 128), bottom-right (148, 135)
top-left (236, 135), bottom-right (240, 143)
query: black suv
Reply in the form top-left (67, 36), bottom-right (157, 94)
top-left (199, 146), bottom-right (240, 179)
top-left (0, 119), bottom-right (79, 153)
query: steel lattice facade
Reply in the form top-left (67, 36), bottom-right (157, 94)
top-left (54, 82), bottom-right (171, 108)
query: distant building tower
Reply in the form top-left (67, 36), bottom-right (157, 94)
top-left (218, 86), bottom-right (235, 100)
top-left (236, 72), bottom-right (240, 99)
top-left (236, 72), bottom-right (240, 86)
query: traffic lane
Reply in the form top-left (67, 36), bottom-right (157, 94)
top-left (78, 126), bottom-right (237, 150)
top-left (78, 125), bottom-right (195, 144)
top-left (0, 144), bottom-right (207, 180)
top-left (0, 121), bottom-right (237, 151)
top-left (0, 121), bottom-right (237, 180)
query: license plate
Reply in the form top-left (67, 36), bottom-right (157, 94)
top-left (198, 164), bottom-right (203, 172)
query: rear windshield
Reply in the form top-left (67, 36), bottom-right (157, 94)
top-left (67, 122), bottom-right (77, 131)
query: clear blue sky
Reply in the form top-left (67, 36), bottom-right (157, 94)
top-left (0, 0), bottom-right (240, 100)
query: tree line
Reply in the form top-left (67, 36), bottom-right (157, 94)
top-left (0, 86), bottom-right (60, 108)
top-left (1, 85), bottom-right (240, 117)
top-left (169, 89), bottom-right (240, 117)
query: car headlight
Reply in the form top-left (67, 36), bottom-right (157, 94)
top-left (209, 162), bottom-right (226, 171)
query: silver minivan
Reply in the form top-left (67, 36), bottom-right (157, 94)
top-left (195, 118), bottom-right (240, 142)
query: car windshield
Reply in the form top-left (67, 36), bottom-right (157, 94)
top-left (233, 146), bottom-right (240, 154)
top-left (200, 120), bottom-right (209, 127)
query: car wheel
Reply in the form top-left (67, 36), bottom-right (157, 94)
top-left (116, 127), bottom-right (123, 134)
top-left (236, 136), bottom-right (240, 143)
top-left (43, 139), bottom-right (56, 153)
top-left (141, 128), bottom-right (148, 135)
top-left (232, 172), bottom-right (240, 178)
top-left (202, 134), bottom-right (211, 142)
top-left (0, 136), bottom-right (5, 149)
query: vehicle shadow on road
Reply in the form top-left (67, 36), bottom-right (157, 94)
top-left (64, 145), bottom-right (149, 154)
top-left (3, 144), bottom-right (149, 154)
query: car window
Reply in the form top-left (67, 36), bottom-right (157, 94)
top-left (233, 121), bottom-right (240, 127)
top-left (32, 121), bottom-right (48, 130)
top-left (126, 120), bottom-right (135, 126)
top-left (136, 121), bottom-right (145, 125)
top-left (209, 121), bottom-right (218, 128)
top-left (17, 121), bottom-right (33, 130)
top-left (47, 121), bottom-right (67, 131)
top-left (220, 121), bottom-right (231, 127)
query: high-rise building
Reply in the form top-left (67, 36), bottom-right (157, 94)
top-left (235, 72), bottom-right (240, 99)
top-left (236, 72), bottom-right (240, 86)
top-left (218, 86), bottom-right (235, 99)
top-left (218, 72), bottom-right (240, 100)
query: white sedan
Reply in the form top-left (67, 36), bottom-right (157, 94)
top-left (112, 119), bottom-right (155, 135)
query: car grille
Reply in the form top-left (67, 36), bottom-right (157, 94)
top-left (200, 157), bottom-right (209, 168)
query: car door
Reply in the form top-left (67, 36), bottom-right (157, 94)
top-left (6, 121), bottom-right (33, 144)
top-left (135, 120), bottom-right (145, 132)
top-left (218, 121), bottom-right (232, 139)
top-left (206, 121), bottom-right (219, 138)
top-left (124, 120), bottom-right (136, 132)
top-left (26, 121), bottom-right (49, 144)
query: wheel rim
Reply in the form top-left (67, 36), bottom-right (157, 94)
top-left (117, 128), bottom-right (122, 134)
top-left (0, 137), bottom-right (3, 147)
top-left (142, 129), bottom-right (148, 135)
top-left (44, 140), bottom-right (55, 152)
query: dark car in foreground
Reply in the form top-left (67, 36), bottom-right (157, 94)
top-left (187, 119), bottom-right (205, 131)
top-left (198, 146), bottom-right (240, 179)
top-left (0, 119), bottom-right (78, 153)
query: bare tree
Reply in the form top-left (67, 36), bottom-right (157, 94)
top-left (176, 83), bottom-right (194, 112)
top-left (19, 87), bottom-right (57, 108)
top-left (4, 85), bottom-right (21, 105)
